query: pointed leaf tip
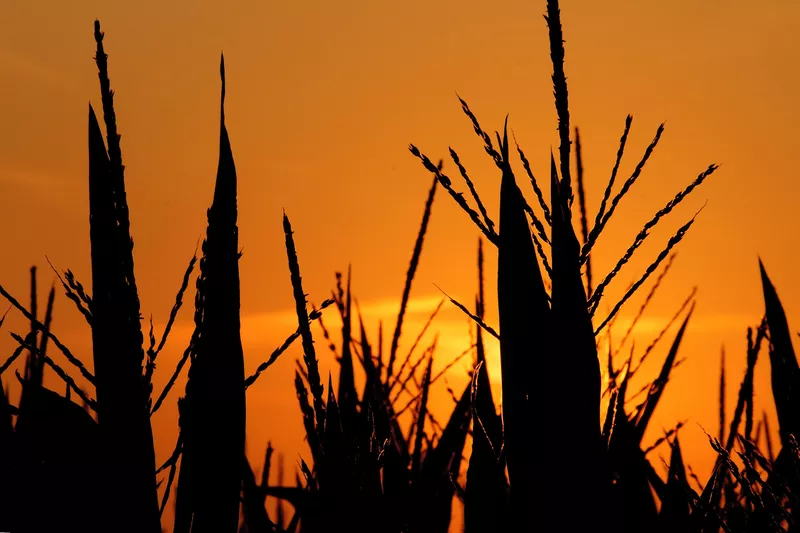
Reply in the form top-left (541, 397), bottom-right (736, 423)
top-left (759, 259), bottom-right (774, 294)
top-left (220, 53), bottom-right (226, 110)
top-left (550, 151), bottom-right (558, 185)
top-left (501, 116), bottom-right (510, 160)
top-left (283, 212), bottom-right (293, 234)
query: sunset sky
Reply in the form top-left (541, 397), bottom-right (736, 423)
top-left (2, 0), bottom-right (800, 527)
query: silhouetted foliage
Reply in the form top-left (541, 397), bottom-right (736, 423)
top-left (5, 3), bottom-right (800, 533)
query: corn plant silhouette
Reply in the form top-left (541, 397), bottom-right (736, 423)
top-left (409, 0), bottom-right (717, 530)
top-left (0, 19), bottom-right (334, 533)
top-left (3, 4), bottom-right (800, 533)
top-left (239, 163), bottom-right (479, 533)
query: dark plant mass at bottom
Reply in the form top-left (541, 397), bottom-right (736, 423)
top-left (0, 2), bottom-right (797, 532)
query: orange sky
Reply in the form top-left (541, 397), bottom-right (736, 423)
top-left (2, 0), bottom-right (800, 529)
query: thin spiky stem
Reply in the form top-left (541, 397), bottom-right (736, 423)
top-left (144, 251), bottom-right (197, 404)
top-left (513, 134), bottom-right (552, 226)
top-left (582, 123), bottom-right (665, 261)
top-left (0, 282), bottom-right (95, 384)
top-left (720, 347), bottom-right (726, 446)
top-left (587, 166), bottom-right (717, 309)
top-left (388, 172), bottom-right (437, 384)
top-left (12, 332), bottom-right (97, 410)
top-left (449, 148), bottom-right (494, 232)
top-left (284, 213), bottom-right (325, 430)
top-left (614, 253), bottom-right (677, 355)
top-left (545, 0), bottom-right (572, 205)
top-left (24, 266), bottom-right (38, 382)
top-left (390, 336), bottom-right (438, 405)
top-left (725, 318), bottom-right (766, 452)
top-left (47, 259), bottom-right (93, 325)
top-left (388, 299), bottom-right (445, 394)
top-left (159, 435), bottom-right (182, 517)
top-left (0, 332), bottom-right (37, 376)
top-left (393, 344), bottom-right (475, 417)
top-left (530, 229), bottom-right (553, 283)
top-left (411, 357), bottom-right (433, 476)
top-left (244, 299), bottom-right (334, 390)
top-left (434, 285), bottom-right (500, 340)
top-left (410, 144), bottom-right (498, 245)
top-left (457, 95), bottom-right (502, 167)
top-left (575, 128), bottom-right (592, 296)
top-left (593, 211), bottom-right (700, 335)
top-left (629, 287), bottom-right (697, 377)
top-left (594, 115), bottom-right (632, 231)
top-left (31, 283), bottom-right (55, 385)
top-left (155, 252), bottom-right (197, 358)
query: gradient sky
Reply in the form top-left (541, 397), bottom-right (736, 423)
top-left (2, 0), bottom-right (800, 528)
